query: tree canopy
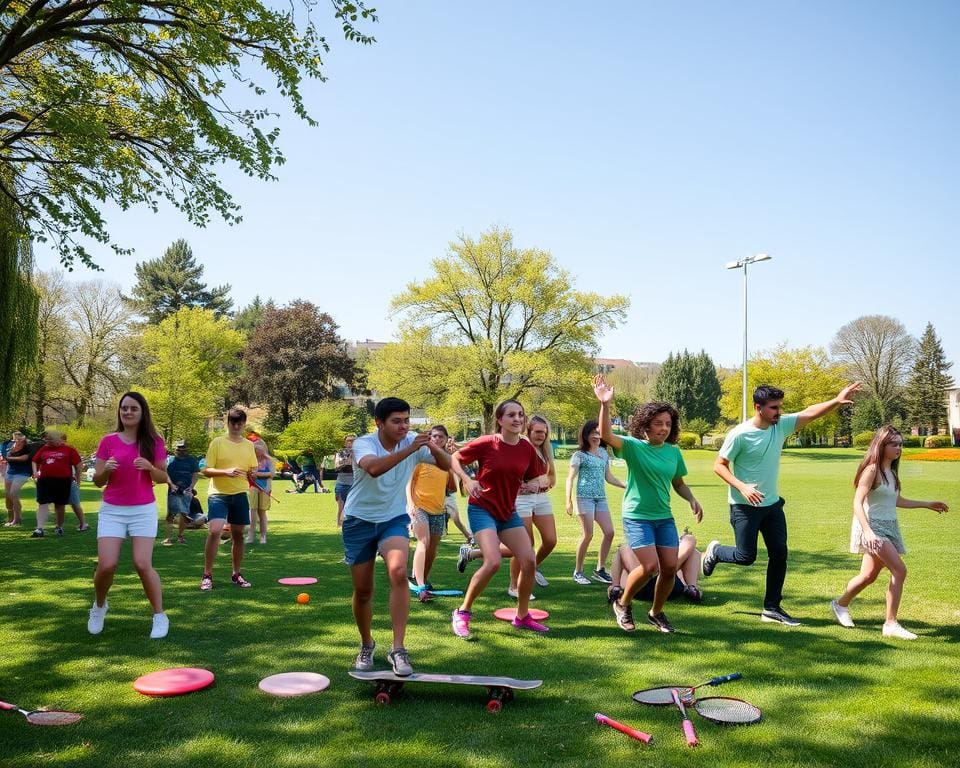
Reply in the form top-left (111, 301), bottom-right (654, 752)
top-left (368, 227), bottom-right (629, 432)
top-left (652, 350), bottom-right (721, 426)
top-left (0, 0), bottom-right (377, 269)
top-left (904, 322), bottom-right (953, 435)
top-left (124, 239), bottom-right (232, 323)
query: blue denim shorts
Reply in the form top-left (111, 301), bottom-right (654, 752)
top-left (623, 516), bottom-right (679, 549)
top-left (342, 513), bottom-right (410, 566)
top-left (166, 491), bottom-right (192, 521)
top-left (207, 492), bottom-right (250, 526)
top-left (466, 504), bottom-right (525, 534)
top-left (576, 497), bottom-right (610, 515)
top-left (334, 482), bottom-right (353, 502)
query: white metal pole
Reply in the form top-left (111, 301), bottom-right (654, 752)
top-left (742, 261), bottom-right (749, 423)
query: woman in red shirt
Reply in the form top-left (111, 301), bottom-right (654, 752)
top-left (30, 431), bottom-right (82, 538)
top-left (450, 400), bottom-right (547, 638)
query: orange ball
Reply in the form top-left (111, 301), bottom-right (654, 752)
top-left (296, 592), bottom-right (310, 605)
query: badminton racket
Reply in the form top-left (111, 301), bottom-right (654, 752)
top-left (671, 689), bottom-right (699, 747)
top-left (0, 699), bottom-right (83, 726)
top-left (595, 712), bottom-right (653, 743)
top-left (633, 672), bottom-right (741, 706)
top-left (248, 478), bottom-right (281, 505)
top-left (693, 696), bottom-right (762, 725)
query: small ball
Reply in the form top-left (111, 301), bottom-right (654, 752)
top-left (296, 592), bottom-right (310, 605)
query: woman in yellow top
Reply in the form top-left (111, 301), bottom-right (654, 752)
top-left (407, 426), bottom-right (453, 601)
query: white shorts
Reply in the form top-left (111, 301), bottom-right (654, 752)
top-left (444, 494), bottom-right (459, 517)
top-left (515, 492), bottom-right (553, 519)
top-left (97, 501), bottom-right (159, 539)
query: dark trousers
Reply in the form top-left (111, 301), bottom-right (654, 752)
top-left (714, 497), bottom-right (788, 611)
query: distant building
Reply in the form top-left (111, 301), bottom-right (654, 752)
top-left (594, 358), bottom-right (658, 375)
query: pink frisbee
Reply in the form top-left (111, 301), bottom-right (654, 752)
top-left (258, 672), bottom-right (330, 697)
top-left (494, 607), bottom-right (550, 622)
top-left (277, 577), bottom-right (318, 586)
top-left (134, 667), bottom-right (215, 697)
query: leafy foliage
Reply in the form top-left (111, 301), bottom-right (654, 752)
top-left (904, 322), bottom-right (953, 435)
top-left (0, 1), bottom-right (377, 268)
top-left (276, 400), bottom-right (360, 459)
top-left (233, 295), bottom-right (276, 335)
top-left (652, 349), bottom-right (721, 425)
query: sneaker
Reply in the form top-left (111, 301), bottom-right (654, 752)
top-left (761, 607), bottom-right (801, 626)
top-left (511, 613), bottom-right (549, 632)
top-left (231, 572), bottom-right (252, 588)
top-left (200, 573), bottom-right (213, 591)
top-left (701, 540), bottom-right (720, 577)
top-left (87, 601), bottom-right (108, 635)
top-left (451, 608), bottom-right (471, 638)
top-left (387, 646), bottom-right (413, 676)
top-left (259, 536), bottom-right (266, 545)
top-left (77, 524), bottom-right (89, 532)
top-left (612, 600), bottom-right (636, 632)
top-left (882, 621), bottom-right (918, 640)
top-left (162, 538), bottom-right (174, 547)
top-left (418, 589), bottom-right (433, 603)
top-left (150, 613), bottom-right (169, 639)
top-left (506, 587), bottom-right (536, 601)
top-left (683, 585), bottom-right (703, 604)
top-left (647, 611), bottom-right (676, 633)
top-left (457, 544), bottom-right (472, 573)
top-left (55, 527), bottom-right (64, 536)
top-left (592, 568), bottom-right (613, 584)
top-left (355, 641), bottom-right (376, 671)
top-left (607, 585), bottom-right (624, 605)
top-left (572, 570), bottom-right (591, 586)
top-left (31, 528), bottom-right (44, 538)
top-left (534, 569), bottom-right (549, 588)
top-left (176, 536), bottom-right (186, 545)
top-left (831, 600), bottom-right (855, 628)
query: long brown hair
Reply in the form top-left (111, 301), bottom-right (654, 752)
top-left (853, 425), bottom-right (901, 491)
top-left (526, 415), bottom-right (554, 471)
top-left (115, 391), bottom-right (160, 463)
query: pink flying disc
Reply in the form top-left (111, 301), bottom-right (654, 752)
top-left (493, 608), bottom-right (550, 622)
top-left (277, 577), bottom-right (318, 586)
top-left (258, 672), bottom-right (330, 697)
top-left (134, 667), bottom-right (215, 697)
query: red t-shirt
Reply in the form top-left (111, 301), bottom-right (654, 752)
top-left (33, 444), bottom-right (82, 479)
top-left (457, 434), bottom-right (540, 520)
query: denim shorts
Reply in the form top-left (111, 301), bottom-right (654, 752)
top-left (623, 516), bottom-right (679, 549)
top-left (342, 513), bottom-right (410, 566)
top-left (576, 497), bottom-right (610, 515)
top-left (466, 504), bottom-right (525, 534)
top-left (69, 480), bottom-right (81, 508)
top-left (207, 492), bottom-right (250, 526)
top-left (334, 482), bottom-right (353, 502)
top-left (166, 492), bottom-right (192, 521)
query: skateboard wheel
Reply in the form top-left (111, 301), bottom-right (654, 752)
top-left (486, 699), bottom-right (502, 713)
top-left (375, 692), bottom-right (391, 705)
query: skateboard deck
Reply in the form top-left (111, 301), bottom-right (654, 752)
top-left (349, 670), bottom-right (542, 711)
top-left (407, 583), bottom-right (464, 597)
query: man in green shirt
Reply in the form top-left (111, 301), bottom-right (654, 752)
top-left (701, 382), bottom-right (859, 626)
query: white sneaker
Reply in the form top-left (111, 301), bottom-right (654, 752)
top-left (534, 569), bottom-right (549, 588)
top-left (150, 612), bottom-right (170, 639)
top-left (831, 600), bottom-right (855, 628)
top-left (882, 621), bottom-right (917, 640)
top-left (506, 587), bottom-right (535, 600)
top-left (573, 570), bottom-right (592, 586)
top-left (87, 601), bottom-right (108, 635)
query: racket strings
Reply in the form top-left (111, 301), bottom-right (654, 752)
top-left (26, 710), bottom-right (83, 725)
top-left (632, 686), bottom-right (692, 706)
top-left (693, 697), bottom-right (761, 724)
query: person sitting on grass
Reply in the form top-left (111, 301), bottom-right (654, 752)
top-left (163, 440), bottom-right (201, 546)
top-left (607, 531), bottom-right (704, 609)
top-left (343, 398), bottom-right (451, 677)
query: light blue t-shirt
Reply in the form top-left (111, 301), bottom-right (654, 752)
top-left (571, 450), bottom-right (609, 499)
top-left (343, 433), bottom-right (433, 523)
top-left (719, 413), bottom-right (799, 506)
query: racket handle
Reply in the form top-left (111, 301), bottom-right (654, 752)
top-left (709, 672), bottom-right (742, 685)
top-left (595, 713), bottom-right (653, 744)
top-left (0, 701), bottom-right (14, 710)
top-left (682, 719), bottom-right (699, 747)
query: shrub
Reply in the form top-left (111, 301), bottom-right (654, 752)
top-left (853, 431), bottom-right (875, 448)
top-left (923, 435), bottom-right (952, 449)
top-left (553, 446), bottom-right (574, 460)
top-left (677, 432), bottom-right (698, 449)
top-left (900, 435), bottom-right (921, 448)
top-left (904, 447), bottom-right (960, 461)
top-left (714, 436), bottom-right (726, 449)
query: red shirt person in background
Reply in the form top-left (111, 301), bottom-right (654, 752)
top-left (30, 431), bottom-right (82, 538)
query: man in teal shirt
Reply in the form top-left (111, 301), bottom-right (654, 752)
top-left (702, 382), bottom-right (859, 626)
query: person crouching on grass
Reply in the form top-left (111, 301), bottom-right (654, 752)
top-left (200, 408), bottom-right (258, 591)
top-left (344, 398), bottom-right (451, 676)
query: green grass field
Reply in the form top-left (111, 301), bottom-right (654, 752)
top-left (1, 449), bottom-right (958, 768)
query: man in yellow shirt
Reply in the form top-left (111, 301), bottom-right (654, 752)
top-left (407, 426), bottom-right (455, 600)
top-left (200, 408), bottom-right (258, 590)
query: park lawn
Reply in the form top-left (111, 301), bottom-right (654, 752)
top-left (1, 450), bottom-right (958, 768)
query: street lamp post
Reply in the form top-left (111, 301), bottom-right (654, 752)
top-left (724, 253), bottom-right (772, 423)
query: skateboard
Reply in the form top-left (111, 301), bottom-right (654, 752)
top-left (407, 583), bottom-right (464, 597)
top-left (348, 670), bottom-right (542, 712)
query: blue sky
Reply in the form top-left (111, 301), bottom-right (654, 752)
top-left (35, 1), bottom-right (959, 370)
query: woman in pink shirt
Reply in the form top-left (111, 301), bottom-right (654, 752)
top-left (88, 392), bottom-right (170, 639)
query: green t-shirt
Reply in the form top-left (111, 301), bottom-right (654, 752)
top-left (613, 436), bottom-right (687, 521)
top-left (718, 413), bottom-right (799, 506)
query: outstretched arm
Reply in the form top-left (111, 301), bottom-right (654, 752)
top-left (795, 382), bottom-right (862, 429)
top-left (592, 374), bottom-right (624, 451)
top-left (897, 495), bottom-right (949, 513)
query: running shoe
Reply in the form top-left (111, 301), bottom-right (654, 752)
top-left (387, 646), bottom-right (413, 676)
top-left (761, 607), bottom-right (801, 626)
top-left (683, 584), bottom-right (703, 603)
top-left (612, 600), bottom-right (636, 632)
top-left (162, 538), bottom-right (174, 547)
top-left (200, 573), bottom-right (213, 591)
top-left (355, 641), bottom-right (376, 671)
top-left (77, 524), bottom-right (89, 532)
top-left (55, 527), bottom-right (64, 536)
top-left (87, 601), bottom-right (108, 635)
top-left (30, 528), bottom-right (44, 538)
top-left (572, 570), bottom-right (591, 586)
top-left (701, 540), bottom-right (720, 577)
top-left (511, 613), bottom-right (549, 632)
top-left (534, 569), bottom-right (549, 588)
top-left (607, 585), bottom-right (624, 605)
top-left (647, 611), bottom-right (676, 633)
top-left (506, 587), bottom-right (536, 600)
top-left (882, 621), bottom-right (917, 640)
top-left (176, 536), bottom-right (186, 545)
top-left (592, 568), bottom-right (613, 584)
top-left (451, 608), bottom-right (471, 638)
top-left (457, 544), bottom-right (472, 573)
top-left (231, 572), bottom-right (252, 588)
top-left (831, 599), bottom-right (855, 628)
top-left (150, 613), bottom-right (169, 639)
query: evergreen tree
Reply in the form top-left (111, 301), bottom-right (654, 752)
top-left (905, 322), bottom-right (954, 435)
top-left (689, 351), bottom-right (722, 425)
top-left (233, 296), bottom-right (276, 335)
top-left (652, 350), bottom-right (721, 425)
top-left (124, 240), bottom-right (232, 324)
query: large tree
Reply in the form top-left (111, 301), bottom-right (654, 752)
top-left (239, 300), bottom-right (354, 427)
top-left (369, 227), bottom-right (629, 432)
top-left (27, 270), bottom-right (72, 428)
top-left (830, 315), bottom-right (915, 420)
top-left (904, 322), bottom-right (954, 435)
top-left (651, 350), bottom-right (721, 426)
top-left (124, 239), bottom-right (232, 323)
top-left (0, 1), bottom-right (376, 269)
top-left (233, 295), bottom-right (276, 335)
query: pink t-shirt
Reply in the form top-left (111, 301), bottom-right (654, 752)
top-left (96, 433), bottom-right (166, 506)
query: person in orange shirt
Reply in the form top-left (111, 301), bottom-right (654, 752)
top-left (407, 425), bottom-right (454, 601)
